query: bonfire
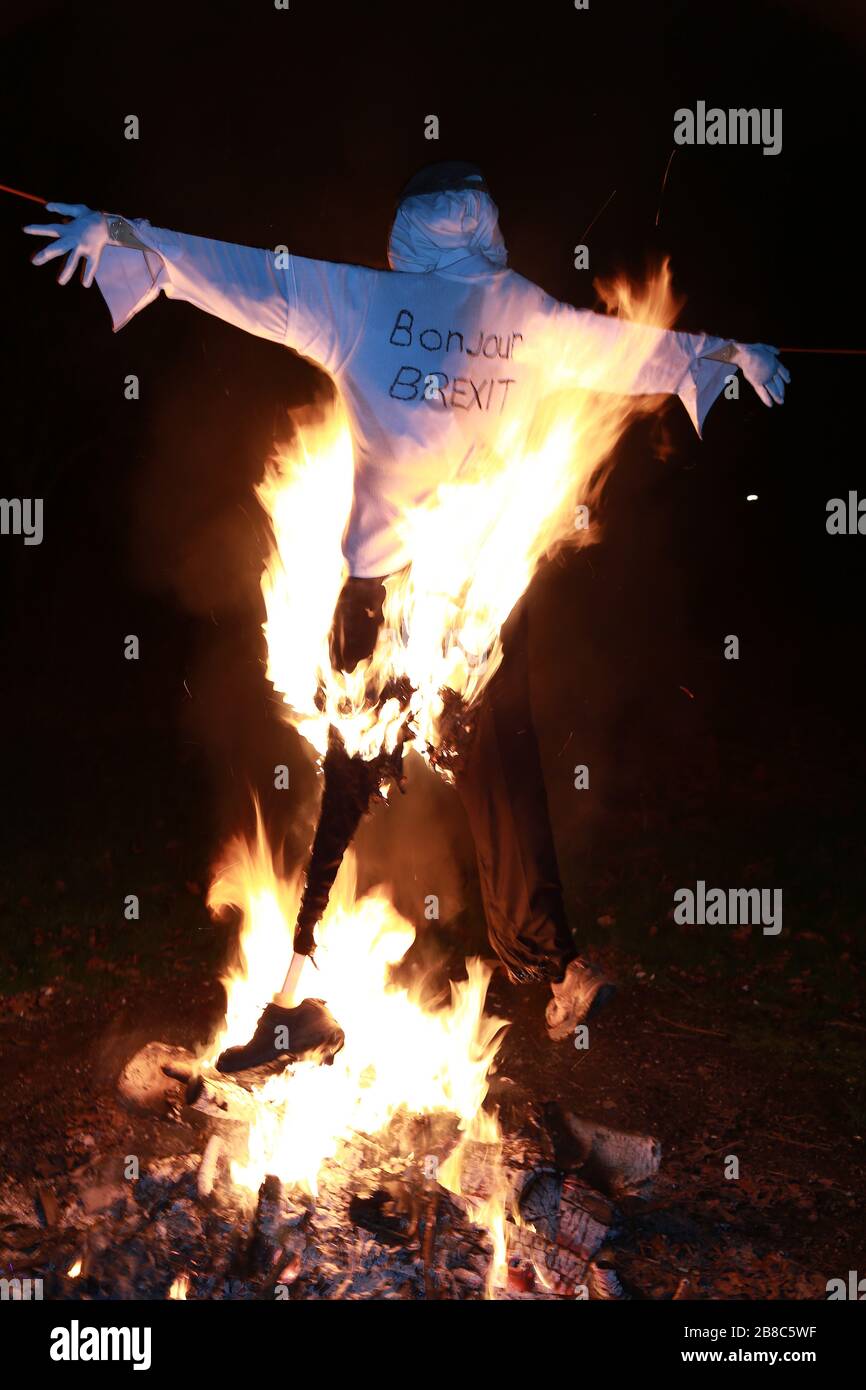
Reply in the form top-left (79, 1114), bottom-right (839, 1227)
top-left (177, 267), bottom-right (677, 1291)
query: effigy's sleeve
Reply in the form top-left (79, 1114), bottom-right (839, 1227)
top-left (95, 220), bottom-right (291, 342)
top-left (95, 221), bottom-right (377, 375)
top-left (549, 302), bottom-right (736, 437)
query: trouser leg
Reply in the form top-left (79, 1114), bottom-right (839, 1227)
top-left (329, 576), bottom-right (388, 673)
top-left (292, 574), bottom-right (389, 953)
top-left (453, 594), bottom-right (576, 984)
top-left (327, 577), bottom-right (575, 984)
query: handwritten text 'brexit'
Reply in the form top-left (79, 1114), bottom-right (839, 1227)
top-left (387, 309), bottom-right (521, 414)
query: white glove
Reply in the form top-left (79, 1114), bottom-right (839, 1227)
top-left (733, 342), bottom-right (790, 407)
top-left (24, 202), bottom-right (109, 287)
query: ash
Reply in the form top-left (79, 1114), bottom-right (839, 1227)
top-left (1, 1065), bottom-right (649, 1300)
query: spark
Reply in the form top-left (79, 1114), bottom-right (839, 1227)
top-left (655, 149), bottom-right (677, 228)
top-left (578, 189), bottom-right (617, 246)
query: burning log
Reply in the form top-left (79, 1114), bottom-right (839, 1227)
top-left (183, 1068), bottom-right (262, 1126)
top-left (387, 1110), bottom-right (463, 1167)
top-left (443, 1137), bottom-right (506, 1208)
top-left (588, 1262), bottom-right (626, 1299)
top-left (560, 1115), bottom-right (662, 1197)
top-left (558, 1176), bottom-right (619, 1258)
top-left (196, 1136), bottom-right (224, 1201)
top-left (116, 1042), bottom-right (270, 1128)
top-left (421, 1188), bottom-right (441, 1299)
top-left (506, 1225), bottom-right (593, 1296)
top-left (117, 1041), bottom-right (192, 1115)
top-left (507, 1258), bottom-right (535, 1293)
top-left (506, 1171), bottom-right (626, 1299)
top-left (248, 1174), bottom-right (284, 1276)
top-left (511, 1166), bottom-right (618, 1291)
top-left (8, 1090), bottom-right (648, 1301)
top-left (348, 1180), bottom-right (423, 1247)
top-left (539, 1103), bottom-right (662, 1196)
top-left (517, 1166), bottom-right (617, 1258)
top-left (245, 1175), bottom-right (310, 1289)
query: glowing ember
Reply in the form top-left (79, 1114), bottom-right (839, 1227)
top-left (168, 1274), bottom-right (189, 1300)
top-left (67, 1258), bottom-right (82, 1279)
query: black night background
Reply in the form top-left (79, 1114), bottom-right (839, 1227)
top-left (0, 0), bottom-right (865, 1338)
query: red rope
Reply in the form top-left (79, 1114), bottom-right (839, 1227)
top-left (0, 182), bottom-right (47, 205)
top-left (1, 179), bottom-right (865, 357)
top-left (779, 346), bottom-right (866, 356)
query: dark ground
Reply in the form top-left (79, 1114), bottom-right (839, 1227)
top-left (0, 636), bottom-right (863, 1298)
top-left (1, 0), bottom-right (865, 1299)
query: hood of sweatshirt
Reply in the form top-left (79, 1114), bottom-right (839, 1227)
top-left (387, 189), bottom-right (508, 274)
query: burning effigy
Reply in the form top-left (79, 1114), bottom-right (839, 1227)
top-left (18, 159), bottom-right (790, 1300)
top-left (144, 271), bottom-right (686, 1290)
top-left (104, 267), bottom-right (689, 1295)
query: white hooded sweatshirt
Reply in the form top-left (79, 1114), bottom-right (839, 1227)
top-left (95, 191), bottom-right (732, 577)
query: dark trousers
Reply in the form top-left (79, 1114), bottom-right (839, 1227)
top-left (329, 577), bottom-right (576, 984)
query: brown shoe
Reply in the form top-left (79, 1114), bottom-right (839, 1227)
top-left (545, 958), bottom-right (616, 1041)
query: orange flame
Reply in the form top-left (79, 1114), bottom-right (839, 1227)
top-left (203, 265), bottom-right (679, 1281)
top-left (257, 264), bottom-right (680, 769)
top-left (205, 816), bottom-right (507, 1198)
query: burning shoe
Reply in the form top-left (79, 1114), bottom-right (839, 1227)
top-left (216, 997), bottom-right (345, 1074)
top-left (545, 958), bottom-right (616, 1041)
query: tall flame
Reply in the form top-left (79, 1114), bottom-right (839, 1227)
top-left (206, 815), bottom-right (508, 1198)
top-left (204, 265), bottom-right (679, 1287)
top-left (257, 262), bottom-right (680, 766)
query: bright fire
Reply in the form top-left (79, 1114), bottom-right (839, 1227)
top-left (205, 815), bottom-right (508, 1200)
top-left (203, 266), bottom-right (679, 1290)
top-left (257, 262), bottom-right (682, 767)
